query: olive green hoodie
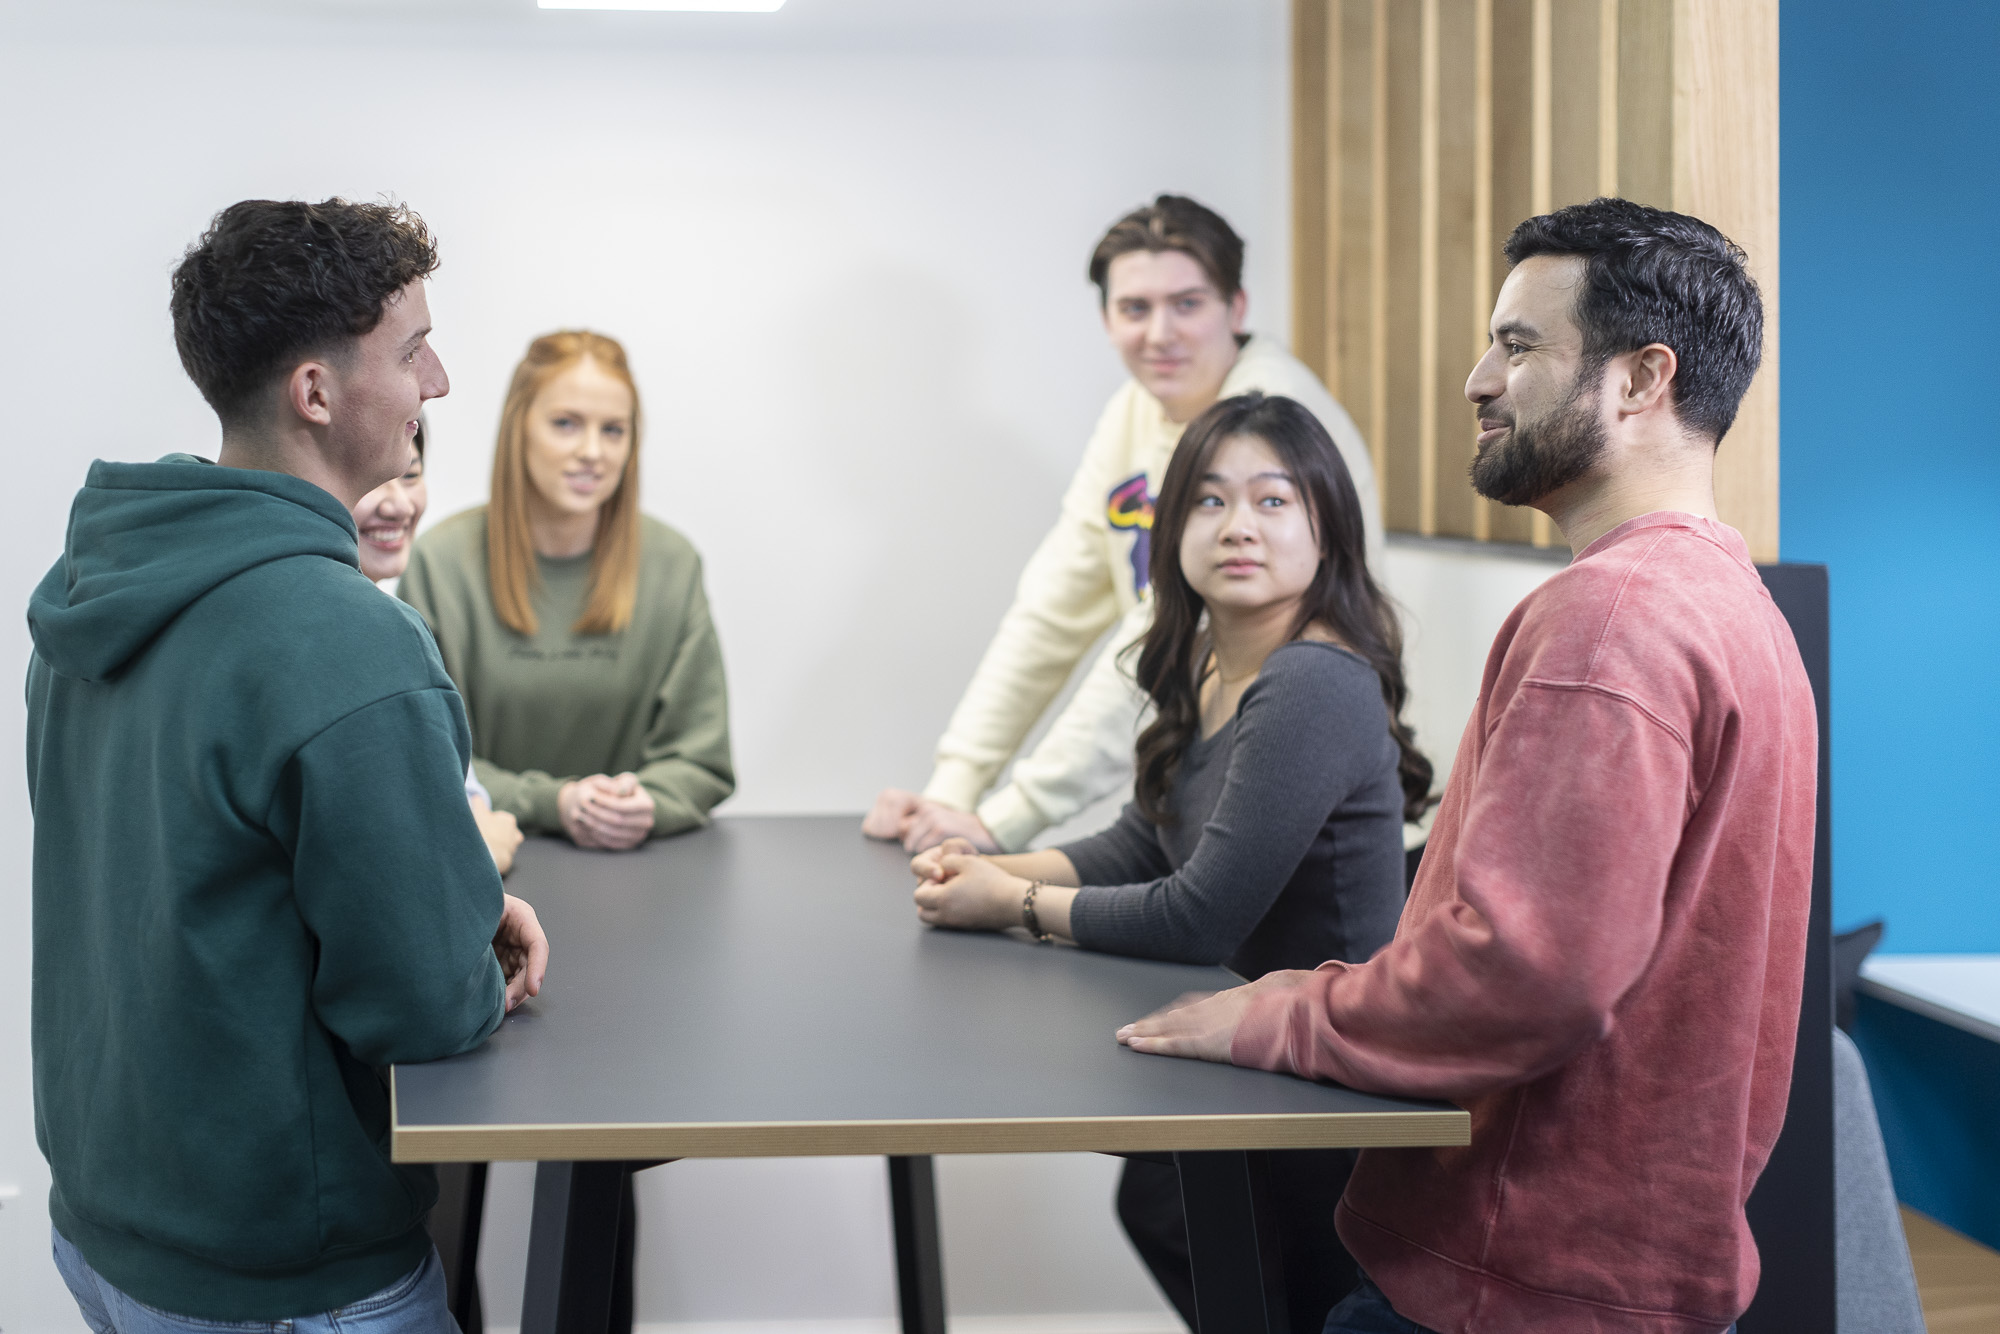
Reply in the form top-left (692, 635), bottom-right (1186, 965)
top-left (26, 456), bottom-right (508, 1318)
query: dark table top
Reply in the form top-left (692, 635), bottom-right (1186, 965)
top-left (391, 816), bottom-right (1467, 1161)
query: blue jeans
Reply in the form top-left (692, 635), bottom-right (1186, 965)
top-left (53, 1228), bottom-right (456, 1334)
top-left (1324, 1272), bottom-right (1739, 1334)
top-left (1324, 1274), bottom-right (1440, 1334)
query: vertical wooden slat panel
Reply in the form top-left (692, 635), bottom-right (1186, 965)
top-left (1292, 0), bottom-right (1331, 380)
top-left (1549, 0), bottom-right (1603, 209)
top-left (1382, 0), bottom-right (1426, 534)
top-left (1323, 5), bottom-right (1345, 399)
top-left (1417, 0), bottom-right (1440, 535)
top-left (1470, 0), bottom-right (1494, 542)
top-left (1617, 0), bottom-right (1675, 207)
top-left (1487, 0), bottom-right (1540, 543)
top-left (1336, 0), bottom-right (1381, 476)
top-left (1597, 0), bottom-right (1620, 195)
top-left (1295, 0), bottom-right (1774, 555)
top-left (1367, 0), bottom-right (1389, 493)
top-left (1529, 0), bottom-right (1557, 547)
top-left (1675, 0), bottom-right (1779, 560)
top-left (1432, 0), bottom-right (1482, 538)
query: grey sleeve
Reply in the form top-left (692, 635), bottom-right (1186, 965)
top-left (1058, 799), bottom-right (1172, 887)
top-left (1066, 646), bottom-right (1390, 966)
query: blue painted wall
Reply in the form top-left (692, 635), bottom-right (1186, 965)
top-left (1780, 0), bottom-right (2000, 952)
top-left (1783, 0), bottom-right (2000, 1246)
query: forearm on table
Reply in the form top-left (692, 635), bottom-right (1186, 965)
top-left (1235, 689), bottom-right (1690, 1096)
top-left (987, 848), bottom-right (1080, 887)
top-left (638, 758), bottom-right (734, 837)
top-left (984, 859), bottom-right (1077, 942)
top-left (473, 760), bottom-right (567, 834)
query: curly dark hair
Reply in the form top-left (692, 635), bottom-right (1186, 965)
top-left (1088, 194), bottom-right (1245, 302)
top-left (169, 198), bottom-right (440, 423)
top-left (1504, 198), bottom-right (1763, 443)
top-left (1129, 392), bottom-right (1434, 826)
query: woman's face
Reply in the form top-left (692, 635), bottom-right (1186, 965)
top-left (1178, 433), bottom-right (1321, 620)
top-left (523, 357), bottom-right (635, 525)
top-left (350, 442), bottom-right (428, 582)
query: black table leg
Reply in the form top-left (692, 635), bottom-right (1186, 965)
top-left (521, 1161), bottom-right (630, 1334)
top-left (887, 1155), bottom-right (947, 1334)
top-left (1175, 1150), bottom-right (1288, 1334)
top-left (430, 1161), bottom-right (489, 1334)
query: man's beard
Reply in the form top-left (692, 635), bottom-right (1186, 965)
top-left (1468, 369), bottom-right (1608, 507)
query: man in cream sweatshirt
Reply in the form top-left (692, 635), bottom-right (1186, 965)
top-left (867, 194), bottom-right (1383, 853)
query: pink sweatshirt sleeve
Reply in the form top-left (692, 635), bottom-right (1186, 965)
top-left (1232, 682), bottom-right (1694, 1101)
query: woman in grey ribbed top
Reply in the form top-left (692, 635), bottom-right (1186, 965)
top-left (909, 393), bottom-right (1434, 1333)
top-left (1058, 638), bottom-right (1404, 977)
top-left (910, 393), bottom-right (1430, 976)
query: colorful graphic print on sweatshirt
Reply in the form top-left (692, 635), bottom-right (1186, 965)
top-left (1107, 472), bottom-right (1155, 591)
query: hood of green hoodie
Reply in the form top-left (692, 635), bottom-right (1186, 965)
top-left (28, 455), bottom-right (361, 683)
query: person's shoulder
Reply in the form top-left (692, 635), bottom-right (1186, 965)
top-left (638, 514), bottom-right (702, 569)
top-left (1539, 514), bottom-right (1761, 622)
top-left (408, 506), bottom-right (489, 565)
top-left (1078, 378), bottom-right (1151, 456)
top-left (1252, 641), bottom-right (1385, 717)
top-left (1224, 337), bottom-right (1366, 442)
top-left (1512, 514), bottom-right (1784, 703)
top-left (1225, 337), bottom-right (1333, 406)
top-left (223, 558), bottom-right (448, 697)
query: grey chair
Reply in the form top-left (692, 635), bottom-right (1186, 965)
top-left (1834, 1027), bottom-right (1925, 1332)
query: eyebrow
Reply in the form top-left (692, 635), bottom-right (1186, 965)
top-left (1121, 286), bottom-right (1213, 304)
top-left (400, 326), bottom-right (432, 353)
top-left (1199, 470), bottom-right (1295, 484)
top-left (1492, 319), bottom-right (1542, 342)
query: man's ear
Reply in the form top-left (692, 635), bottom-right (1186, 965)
top-left (1228, 286), bottom-right (1249, 334)
top-left (284, 361), bottom-right (336, 428)
top-left (1617, 343), bottom-right (1679, 419)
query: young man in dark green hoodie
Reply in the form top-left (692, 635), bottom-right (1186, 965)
top-left (27, 198), bottom-right (549, 1331)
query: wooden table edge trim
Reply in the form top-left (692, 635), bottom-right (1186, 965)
top-left (388, 1109), bottom-right (1472, 1162)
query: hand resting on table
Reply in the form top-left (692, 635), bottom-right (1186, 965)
top-left (558, 772), bottom-right (654, 850)
top-left (1115, 970), bottom-right (1313, 1064)
top-left (863, 787), bottom-right (1000, 854)
top-left (493, 892), bottom-right (550, 1012)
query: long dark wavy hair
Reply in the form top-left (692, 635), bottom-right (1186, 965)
top-left (1129, 392), bottom-right (1434, 825)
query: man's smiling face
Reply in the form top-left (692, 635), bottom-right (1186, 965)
top-left (329, 280), bottom-right (448, 498)
top-left (1463, 254), bottom-right (1610, 507)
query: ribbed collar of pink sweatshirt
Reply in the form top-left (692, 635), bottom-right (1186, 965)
top-left (1232, 511), bottom-right (1818, 1334)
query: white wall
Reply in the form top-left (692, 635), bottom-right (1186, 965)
top-left (1380, 537), bottom-right (1567, 800)
top-left (0, 4), bottom-right (1567, 1328)
top-left (0, 0), bottom-right (1291, 1328)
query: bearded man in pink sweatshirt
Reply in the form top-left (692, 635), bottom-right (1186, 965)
top-left (1118, 197), bottom-right (1815, 1334)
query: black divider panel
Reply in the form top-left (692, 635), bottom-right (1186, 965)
top-left (1739, 562), bottom-right (1836, 1334)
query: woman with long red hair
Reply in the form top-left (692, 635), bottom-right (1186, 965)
top-left (401, 330), bottom-right (733, 852)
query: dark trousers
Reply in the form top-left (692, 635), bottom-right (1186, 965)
top-left (1322, 1274), bottom-right (1440, 1333)
top-left (428, 1164), bottom-right (637, 1334)
top-left (1117, 1150), bottom-right (1362, 1334)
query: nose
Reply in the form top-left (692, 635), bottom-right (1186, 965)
top-left (1145, 303), bottom-right (1175, 347)
top-left (420, 344), bottom-right (450, 403)
top-left (1221, 497), bottom-right (1259, 542)
top-left (376, 480), bottom-right (413, 518)
top-left (1465, 342), bottom-right (1505, 406)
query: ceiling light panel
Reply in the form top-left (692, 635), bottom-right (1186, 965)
top-left (539, 0), bottom-right (786, 10)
